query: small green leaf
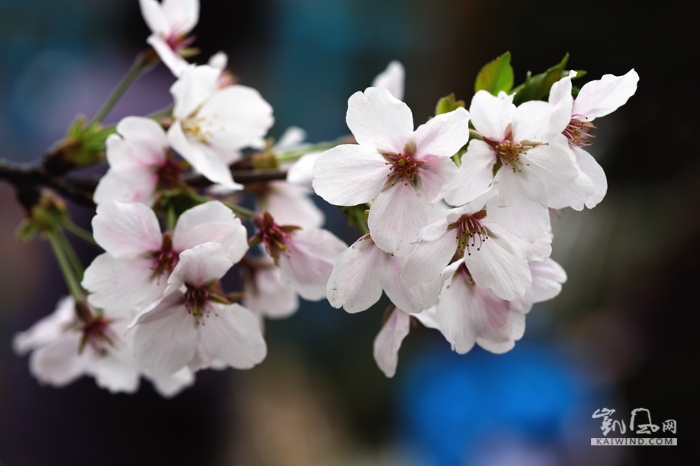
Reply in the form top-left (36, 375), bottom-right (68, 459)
top-left (474, 52), bottom-right (514, 95)
top-left (15, 219), bottom-right (38, 242)
top-left (435, 93), bottom-right (466, 116)
top-left (512, 53), bottom-right (576, 105)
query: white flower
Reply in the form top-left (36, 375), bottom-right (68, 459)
top-left (313, 87), bottom-right (471, 256)
top-left (82, 200), bottom-right (248, 312)
top-left (327, 234), bottom-right (442, 314)
top-left (371, 60), bottom-right (405, 101)
top-left (549, 69), bottom-right (639, 208)
top-left (168, 64), bottom-right (274, 188)
top-left (242, 255), bottom-right (299, 322)
top-left (253, 212), bottom-right (347, 301)
top-left (130, 242), bottom-right (267, 376)
top-left (257, 181), bottom-right (324, 230)
top-left (94, 117), bottom-right (181, 206)
top-left (139, 0), bottom-right (199, 76)
top-left (439, 90), bottom-right (594, 241)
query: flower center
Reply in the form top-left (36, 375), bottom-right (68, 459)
top-left (156, 157), bottom-right (183, 190)
top-left (383, 152), bottom-right (423, 186)
top-left (252, 212), bottom-right (299, 261)
top-left (454, 210), bottom-right (489, 256)
top-left (150, 233), bottom-right (179, 280)
top-left (79, 315), bottom-right (118, 356)
top-left (184, 283), bottom-right (212, 318)
top-left (166, 32), bottom-right (195, 53)
top-left (563, 116), bottom-right (596, 147)
top-left (182, 115), bottom-right (219, 144)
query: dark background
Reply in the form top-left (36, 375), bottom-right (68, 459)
top-left (0, 0), bottom-right (696, 465)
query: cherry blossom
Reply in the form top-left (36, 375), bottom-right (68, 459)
top-left (313, 87), bottom-right (471, 255)
top-left (168, 64), bottom-right (274, 188)
top-left (371, 60), bottom-right (405, 101)
top-left (327, 234), bottom-right (442, 314)
top-left (438, 90), bottom-right (594, 241)
top-left (94, 116), bottom-right (182, 206)
top-left (82, 200), bottom-right (247, 312)
top-left (252, 212), bottom-right (347, 300)
top-left (242, 255), bottom-right (299, 322)
top-left (139, 0), bottom-right (199, 76)
top-left (549, 69), bottom-right (639, 208)
top-left (129, 242), bottom-right (267, 376)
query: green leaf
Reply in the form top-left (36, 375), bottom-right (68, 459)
top-left (474, 52), bottom-right (514, 95)
top-left (435, 93), bottom-right (466, 116)
top-left (512, 53), bottom-right (576, 105)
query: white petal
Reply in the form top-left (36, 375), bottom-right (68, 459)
top-left (382, 256), bottom-right (443, 314)
top-left (573, 146), bottom-right (607, 209)
top-left (172, 201), bottom-right (248, 263)
top-left (278, 229), bottom-right (348, 300)
top-left (171, 242), bottom-right (233, 287)
top-left (114, 116), bottom-right (169, 166)
top-left (13, 296), bottom-right (75, 354)
top-left (573, 69), bottom-right (639, 120)
top-left (326, 236), bottom-right (384, 313)
top-left (171, 64), bottom-right (220, 119)
top-left (439, 140), bottom-right (496, 206)
top-left (287, 152), bottom-right (321, 188)
top-left (417, 155), bottom-right (459, 203)
top-left (368, 183), bottom-right (426, 256)
top-left (92, 201), bottom-right (162, 257)
top-left (139, 0), bottom-right (170, 36)
top-left (132, 293), bottom-right (198, 376)
top-left (29, 332), bottom-right (88, 387)
top-left (464, 233), bottom-right (531, 300)
top-left (244, 263), bottom-right (299, 319)
top-left (147, 34), bottom-right (189, 77)
top-left (346, 87), bottom-right (412, 153)
top-left (373, 309), bottom-right (410, 378)
top-left (162, 0), bottom-right (199, 35)
top-left (147, 367), bottom-right (195, 397)
top-left (82, 254), bottom-right (166, 312)
top-left (512, 100), bottom-right (567, 142)
top-left (312, 144), bottom-right (388, 206)
top-left (93, 168), bottom-right (158, 206)
top-left (472, 288), bottom-right (523, 354)
top-left (198, 85), bottom-right (274, 152)
top-left (371, 60), bottom-right (405, 101)
top-left (168, 120), bottom-right (240, 188)
top-left (274, 126), bottom-right (307, 152)
top-left (262, 181), bottom-right (325, 230)
top-left (401, 229), bottom-right (458, 287)
top-left (87, 347), bottom-right (140, 394)
top-left (199, 303), bottom-right (267, 369)
top-left (469, 90), bottom-right (514, 141)
top-left (435, 273), bottom-right (477, 354)
top-left (413, 107), bottom-right (471, 159)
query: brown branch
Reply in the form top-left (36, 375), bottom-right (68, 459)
top-left (0, 160), bottom-right (95, 207)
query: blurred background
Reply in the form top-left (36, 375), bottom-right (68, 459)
top-left (0, 0), bottom-right (696, 465)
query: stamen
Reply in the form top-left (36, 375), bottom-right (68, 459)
top-left (150, 233), bottom-right (179, 280)
top-left (563, 116), bottom-right (597, 147)
top-left (454, 210), bottom-right (489, 256)
top-left (383, 152), bottom-right (423, 186)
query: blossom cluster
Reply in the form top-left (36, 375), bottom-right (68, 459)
top-left (12, 0), bottom-right (639, 394)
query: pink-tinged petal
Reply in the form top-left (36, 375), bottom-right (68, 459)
top-left (413, 305), bottom-right (439, 330)
top-left (92, 201), bottom-right (163, 257)
top-left (132, 292), bottom-right (198, 376)
top-left (464, 233), bottom-right (531, 300)
top-left (147, 34), bottom-right (189, 77)
top-left (483, 220), bottom-right (551, 262)
top-left (286, 152), bottom-right (320, 188)
top-left (87, 349), bottom-right (140, 394)
top-left (439, 139), bottom-right (496, 206)
top-left (278, 229), bottom-right (348, 300)
top-left (510, 258), bottom-right (567, 314)
top-left (573, 69), bottom-right (639, 121)
top-left (171, 65), bottom-right (220, 118)
top-left (199, 303), bottom-right (267, 369)
top-left (418, 155), bottom-right (459, 203)
top-left (29, 332), bottom-right (87, 386)
top-left (487, 167), bottom-right (550, 242)
top-left (382, 256), bottom-right (443, 314)
top-left (147, 367), bottom-right (195, 398)
top-left (13, 296), bottom-right (75, 354)
top-left (373, 308), bottom-right (410, 378)
top-left (139, 0), bottom-right (170, 36)
top-left (346, 87), bottom-right (412, 153)
top-left (312, 144), bottom-right (388, 205)
top-left (244, 262), bottom-right (299, 319)
top-left (171, 242), bottom-right (233, 287)
top-left (548, 71), bottom-right (576, 108)
top-left (371, 60), bottom-right (405, 101)
top-left (168, 120), bottom-right (241, 189)
top-left (401, 229), bottom-right (458, 287)
top-left (93, 168), bottom-right (158, 206)
top-left (172, 201), bottom-right (248, 262)
top-left (104, 135), bottom-right (141, 173)
top-left (473, 288), bottom-right (524, 354)
top-left (327, 236), bottom-right (384, 313)
top-left (416, 217), bottom-right (449, 242)
top-left (435, 273), bottom-right (477, 354)
top-left (512, 100), bottom-right (567, 142)
top-left (573, 146), bottom-right (607, 208)
top-left (262, 181), bottom-right (325, 230)
top-left (469, 90), bottom-right (514, 141)
top-left (198, 85), bottom-right (274, 152)
top-left (525, 139), bottom-right (593, 210)
top-left (413, 107), bottom-right (471, 159)
top-left (114, 116), bottom-right (169, 165)
top-left (368, 183), bottom-right (426, 256)
top-left (82, 254), bottom-right (166, 313)
top-left (162, 0), bottom-right (199, 35)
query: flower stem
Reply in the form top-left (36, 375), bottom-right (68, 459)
top-left (275, 139), bottom-right (346, 163)
top-left (91, 49), bottom-right (158, 124)
top-left (58, 231), bottom-right (85, 281)
top-left (64, 221), bottom-right (100, 248)
top-left (47, 232), bottom-right (85, 301)
top-left (192, 193), bottom-right (256, 219)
